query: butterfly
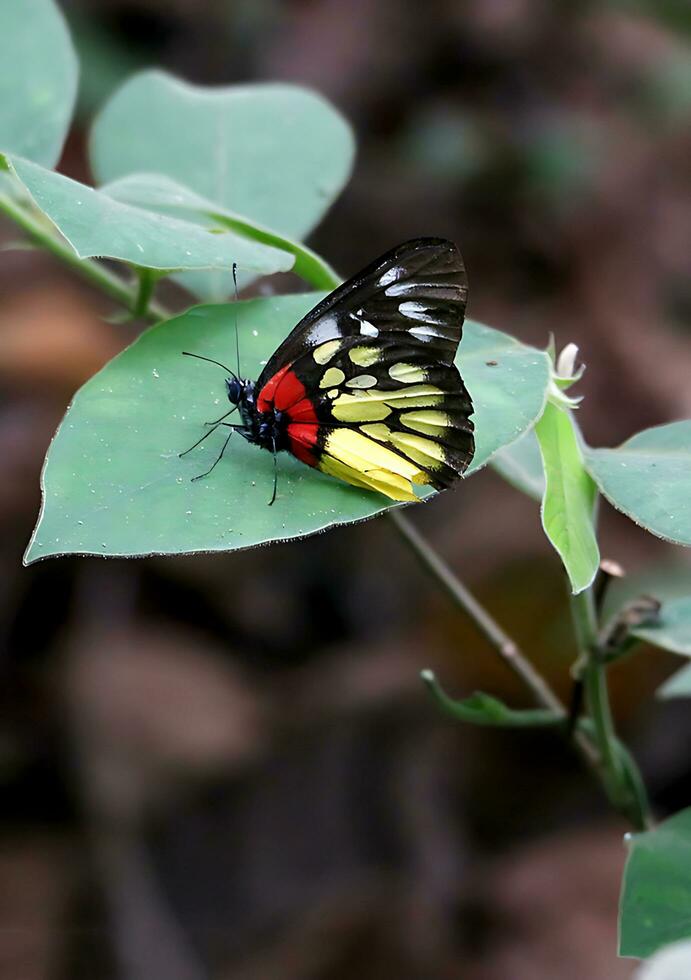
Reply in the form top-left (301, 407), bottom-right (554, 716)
top-left (181, 238), bottom-right (475, 504)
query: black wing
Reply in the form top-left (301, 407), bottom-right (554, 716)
top-left (257, 238), bottom-right (468, 388)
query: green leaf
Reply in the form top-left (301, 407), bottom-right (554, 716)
top-left (634, 941), bottom-right (691, 980)
top-left (421, 671), bottom-right (563, 727)
top-left (0, 0), bottom-right (78, 167)
top-left (24, 302), bottom-right (550, 563)
top-left (619, 807), bottom-right (691, 959)
top-left (535, 403), bottom-right (600, 593)
top-left (90, 70), bottom-right (353, 234)
top-left (585, 421), bottom-right (691, 547)
top-left (2, 154), bottom-right (293, 278)
top-left (490, 427), bottom-right (545, 500)
top-left (463, 328), bottom-right (550, 476)
top-left (657, 663), bottom-right (691, 700)
top-left (102, 173), bottom-right (340, 290)
top-left (633, 597), bottom-right (691, 657)
top-left (89, 73), bottom-right (354, 300)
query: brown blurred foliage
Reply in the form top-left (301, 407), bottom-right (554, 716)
top-left (1, 1), bottom-right (690, 978)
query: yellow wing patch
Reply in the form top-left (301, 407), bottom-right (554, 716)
top-left (401, 409), bottom-right (451, 437)
top-left (331, 384), bottom-right (444, 422)
top-left (388, 363), bottom-right (428, 384)
top-left (349, 346), bottom-right (382, 367)
top-left (320, 428), bottom-right (431, 502)
top-left (313, 339), bottom-right (343, 364)
top-left (389, 431), bottom-right (445, 469)
top-left (345, 374), bottom-right (378, 389)
top-left (320, 366), bottom-right (345, 388)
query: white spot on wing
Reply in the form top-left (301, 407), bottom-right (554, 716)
top-left (306, 315), bottom-right (341, 345)
top-left (385, 281), bottom-right (429, 297)
top-left (399, 301), bottom-right (443, 324)
top-left (410, 325), bottom-right (442, 341)
top-left (359, 320), bottom-right (379, 337)
top-left (377, 266), bottom-right (404, 287)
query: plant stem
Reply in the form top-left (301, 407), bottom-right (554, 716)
top-left (389, 509), bottom-right (565, 713)
top-left (133, 267), bottom-right (157, 318)
top-left (388, 509), bottom-right (657, 820)
top-left (388, 510), bottom-right (609, 773)
top-left (571, 588), bottom-right (653, 829)
top-left (0, 192), bottom-right (170, 322)
top-left (571, 589), bottom-right (622, 785)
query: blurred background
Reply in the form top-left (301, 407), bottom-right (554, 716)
top-left (1, 2), bottom-right (691, 978)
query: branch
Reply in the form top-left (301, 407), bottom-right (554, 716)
top-left (0, 192), bottom-right (170, 322)
top-left (387, 508), bottom-right (603, 773)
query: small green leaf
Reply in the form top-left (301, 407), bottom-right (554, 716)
top-left (633, 597), bottom-right (691, 657)
top-left (464, 329), bottom-right (550, 476)
top-left (619, 807), bottom-right (691, 959)
top-left (421, 671), bottom-right (563, 727)
top-left (634, 941), bottom-right (691, 980)
top-left (657, 663), bottom-right (691, 700)
top-left (102, 173), bottom-right (340, 290)
top-left (0, 0), bottom-right (77, 167)
top-left (490, 427), bottom-right (545, 501)
top-left (90, 72), bottom-right (354, 239)
top-left (585, 421), bottom-right (691, 547)
top-left (2, 154), bottom-right (293, 278)
top-left (24, 302), bottom-right (550, 562)
top-left (535, 403), bottom-right (600, 593)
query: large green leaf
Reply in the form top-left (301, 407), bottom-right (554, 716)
top-left (535, 403), bottom-right (600, 593)
top-left (102, 172), bottom-right (339, 290)
top-left (633, 597), bottom-right (691, 657)
top-left (490, 426), bottom-right (545, 500)
top-left (90, 72), bottom-right (354, 242)
top-left (89, 73), bottom-right (354, 300)
top-left (619, 807), bottom-right (691, 959)
top-left (585, 422), bottom-right (691, 547)
top-left (24, 300), bottom-right (550, 563)
top-left (0, 0), bottom-right (77, 167)
top-left (2, 154), bottom-right (293, 278)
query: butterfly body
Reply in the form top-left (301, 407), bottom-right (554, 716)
top-left (190, 238), bottom-right (475, 502)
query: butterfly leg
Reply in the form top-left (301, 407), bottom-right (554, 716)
top-left (179, 408), bottom-right (237, 458)
top-left (268, 437), bottom-right (279, 506)
top-left (190, 426), bottom-right (239, 482)
top-left (204, 405), bottom-right (238, 426)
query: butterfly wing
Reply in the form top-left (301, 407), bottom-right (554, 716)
top-left (255, 238), bottom-right (475, 501)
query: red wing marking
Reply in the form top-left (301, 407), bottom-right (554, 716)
top-left (286, 397), bottom-right (319, 424)
top-left (287, 422), bottom-right (319, 467)
top-left (256, 363), bottom-right (290, 412)
top-left (257, 363), bottom-right (307, 413)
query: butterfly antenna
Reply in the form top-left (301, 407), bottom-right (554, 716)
top-left (232, 262), bottom-right (241, 379)
top-left (181, 351), bottom-right (239, 382)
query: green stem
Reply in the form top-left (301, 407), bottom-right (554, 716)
top-left (133, 267), bottom-right (157, 318)
top-left (571, 590), bottom-right (622, 784)
top-left (0, 193), bottom-right (170, 322)
top-left (571, 588), bottom-right (652, 829)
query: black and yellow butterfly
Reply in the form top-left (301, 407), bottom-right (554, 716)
top-left (183, 238), bottom-right (475, 503)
